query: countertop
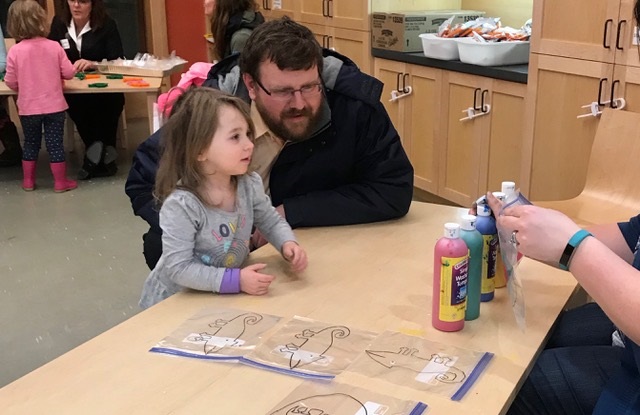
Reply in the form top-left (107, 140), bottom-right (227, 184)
top-left (372, 48), bottom-right (528, 84)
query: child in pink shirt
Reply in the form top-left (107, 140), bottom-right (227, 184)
top-left (5, 0), bottom-right (77, 192)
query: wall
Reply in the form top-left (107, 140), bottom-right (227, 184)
top-left (462, 0), bottom-right (533, 27)
top-left (165, 0), bottom-right (209, 85)
top-left (373, 0), bottom-right (462, 12)
top-left (372, 0), bottom-right (533, 28)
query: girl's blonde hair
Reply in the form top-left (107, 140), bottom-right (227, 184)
top-left (154, 87), bottom-right (256, 205)
top-left (7, 0), bottom-right (48, 41)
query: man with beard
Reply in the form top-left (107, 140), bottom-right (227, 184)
top-left (126, 17), bottom-right (414, 270)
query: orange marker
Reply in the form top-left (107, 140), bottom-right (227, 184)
top-left (125, 80), bottom-right (150, 87)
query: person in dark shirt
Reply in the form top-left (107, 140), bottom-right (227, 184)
top-left (126, 17), bottom-right (414, 270)
top-left (48, 0), bottom-right (124, 180)
top-left (487, 191), bottom-right (640, 415)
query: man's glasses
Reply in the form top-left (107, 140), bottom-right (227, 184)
top-left (254, 78), bottom-right (323, 102)
top-left (68, 0), bottom-right (91, 5)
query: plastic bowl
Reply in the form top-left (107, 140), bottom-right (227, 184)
top-left (419, 33), bottom-right (460, 61)
top-left (455, 38), bottom-right (530, 66)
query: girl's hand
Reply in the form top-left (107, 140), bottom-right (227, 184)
top-left (74, 59), bottom-right (95, 72)
top-left (239, 263), bottom-right (274, 295)
top-left (282, 241), bottom-right (308, 273)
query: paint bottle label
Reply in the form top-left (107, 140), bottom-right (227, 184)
top-left (439, 255), bottom-right (469, 322)
top-left (481, 234), bottom-right (498, 295)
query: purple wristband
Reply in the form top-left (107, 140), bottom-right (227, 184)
top-left (219, 268), bottom-right (241, 294)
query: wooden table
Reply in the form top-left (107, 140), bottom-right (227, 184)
top-left (0, 75), bottom-right (163, 148)
top-left (0, 202), bottom-right (579, 415)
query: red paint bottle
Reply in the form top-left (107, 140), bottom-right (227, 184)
top-left (432, 223), bottom-right (469, 332)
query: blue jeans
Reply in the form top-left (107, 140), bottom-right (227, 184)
top-left (508, 303), bottom-right (623, 415)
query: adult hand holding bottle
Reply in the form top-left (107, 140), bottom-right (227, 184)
top-left (485, 192), bottom-right (581, 266)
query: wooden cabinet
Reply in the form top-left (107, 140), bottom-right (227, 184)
top-left (523, 55), bottom-right (612, 200)
top-left (375, 59), bottom-right (441, 193)
top-left (305, 23), bottom-right (372, 73)
top-left (440, 72), bottom-right (526, 206)
top-left (259, 0), bottom-right (373, 74)
top-left (524, 0), bottom-right (639, 200)
top-left (375, 58), bottom-right (526, 205)
top-left (300, 0), bottom-right (370, 31)
top-left (532, 0), bottom-right (619, 63)
top-left (257, 0), bottom-right (297, 19)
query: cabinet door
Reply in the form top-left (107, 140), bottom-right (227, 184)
top-left (612, 63), bottom-right (640, 112)
top-left (480, 80), bottom-right (527, 194)
top-left (532, 0), bottom-right (619, 62)
top-left (300, 0), bottom-right (369, 31)
top-left (259, 0), bottom-right (298, 19)
top-left (300, 0), bottom-right (326, 26)
top-left (328, 27), bottom-right (372, 74)
top-left (523, 54), bottom-right (614, 201)
top-left (373, 58), bottom-right (408, 143)
top-left (304, 22), bottom-right (330, 49)
top-left (614, 0), bottom-right (640, 67)
top-left (439, 72), bottom-right (490, 207)
top-left (328, 0), bottom-right (369, 31)
top-left (405, 64), bottom-right (442, 194)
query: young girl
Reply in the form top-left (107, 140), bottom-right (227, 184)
top-left (139, 87), bottom-right (307, 309)
top-left (5, 0), bottom-right (77, 192)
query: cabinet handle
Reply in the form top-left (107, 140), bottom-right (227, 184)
top-left (402, 73), bottom-right (410, 93)
top-left (327, 36), bottom-right (333, 50)
top-left (266, 0), bottom-right (272, 10)
top-left (603, 19), bottom-right (613, 49)
top-left (616, 20), bottom-right (627, 50)
top-left (321, 35), bottom-right (327, 48)
top-left (396, 72), bottom-right (402, 93)
top-left (328, 0), bottom-right (333, 18)
top-left (473, 87), bottom-right (481, 111)
top-left (597, 78), bottom-right (608, 106)
top-left (610, 80), bottom-right (620, 108)
top-left (481, 89), bottom-right (489, 113)
top-left (322, 0), bottom-right (328, 17)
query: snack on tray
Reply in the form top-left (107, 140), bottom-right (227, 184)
top-left (437, 16), bottom-right (531, 42)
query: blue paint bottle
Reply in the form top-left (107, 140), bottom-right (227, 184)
top-left (476, 202), bottom-right (498, 302)
top-left (460, 214), bottom-right (483, 321)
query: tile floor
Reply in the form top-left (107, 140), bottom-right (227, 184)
top-left (0, 119), bottom-right (151, 388)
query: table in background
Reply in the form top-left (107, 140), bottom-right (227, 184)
top-left (0, 201), bottom-right (579, 415)
top-left (0, 75), bottom-right (163, 149)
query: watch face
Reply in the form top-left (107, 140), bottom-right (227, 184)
top-left (559, 244), bottom-right (574, 269)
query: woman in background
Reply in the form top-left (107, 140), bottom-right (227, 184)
top-left (48, 0), bottom-right (124, 180)
top-left (208, 0), bottom-right (264, 62)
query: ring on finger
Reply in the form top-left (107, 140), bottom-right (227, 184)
top-left (510, 230), bottom-right (519, 245)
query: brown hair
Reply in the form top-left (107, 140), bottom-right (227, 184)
top-left (7, 0), bottom-right (48, 41)
top-left (58, 0), bottom-right (109, 30)
top-left (154, 87), bottom-right (256, 205)
top-left (210, 0), bottom-right (257, 61)
top-left (239, 16), bottom-right (323, 82)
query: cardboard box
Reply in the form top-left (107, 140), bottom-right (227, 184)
top-left (372, 10), bottom-right (486, 52)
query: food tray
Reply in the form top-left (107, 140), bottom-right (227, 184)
top-left (455, 38), bottom-right (530, 66)
top-left (96, 61), bottom-right (187, 78)
top-left (419, 33), bottom-right (460, 60)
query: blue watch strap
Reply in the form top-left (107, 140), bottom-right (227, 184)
top-left (559, 229), bottom-right (593, 271)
